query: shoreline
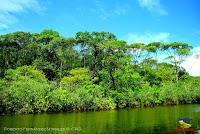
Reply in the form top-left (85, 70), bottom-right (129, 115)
top-left (1, 102), bottom-right (199, 116)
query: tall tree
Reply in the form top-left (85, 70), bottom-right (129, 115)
top-left (100, 40), bottom-right (128, 89)
top-left (36, 29), bottom-right (59, 45)
top-left (75, 32), bottom-right (116, 83)
top-left (128, 43), bottom-right (145, 65)
top-left (162, 42), bottom-right (192, 83)
top-left (0, 32), bottom-right (40, 76)
top-left (33, 29), bottom-right (61, 80)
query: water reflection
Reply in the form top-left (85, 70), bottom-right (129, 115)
top-left (0, 104), bottom-right (200, 134)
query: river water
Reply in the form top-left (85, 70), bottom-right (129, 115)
top-left (0, 104), bottom-right (200, 134)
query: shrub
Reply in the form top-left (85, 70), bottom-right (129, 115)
top-left (61, 68), bottom-right (90, 90)
top-left (136, 84), bottom-right (161, 106)
top-left (2, 66), bottom-right (50, 114)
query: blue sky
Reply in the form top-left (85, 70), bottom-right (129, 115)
top-left (0, 0), bottom-right (200, 47)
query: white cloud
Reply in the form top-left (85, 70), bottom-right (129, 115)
top-left (156, 47), bottom-right (200, 77)
top-left (181, 47), bottom-right (200, 76)
top-left (137, 0), bottom-right (167, 15)
top-left (123, 32), bottom-right (170, 44)
top-left (90, 0), bottom-right (130, 20)
top-left (0, 0), bottom-right (43, 30)
top-left (191, 46), bottom-right (200, 53)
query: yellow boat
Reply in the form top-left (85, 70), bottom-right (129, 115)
top-left (179, 120), bottom-right (191, 128)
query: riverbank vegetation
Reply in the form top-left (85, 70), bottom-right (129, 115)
top-left (0, 30), bottom-right (200, 114)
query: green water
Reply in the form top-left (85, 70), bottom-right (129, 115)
top-left (0, 104), bottom-right (200, 134)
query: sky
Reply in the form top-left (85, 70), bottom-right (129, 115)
top-left (0, 0), bottom-right (200, 75)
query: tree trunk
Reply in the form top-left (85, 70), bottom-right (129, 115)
top-left (109, 68), bottom-right (115, 90)
top-left (59, 61), bottom-right (63, 88)
top-left (92, 46), bottom-right (99, 84)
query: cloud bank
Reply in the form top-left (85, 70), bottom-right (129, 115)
top-left (89, 0), bottom-right (130, 20)
top-left (0, 0), bottom-right (43, 29)
top-left (137, 0), bottom-right (167, 15)
top-left (182, 47), bottom-right (200, 76)
top-left (123, 32), bottom-right (170, 44)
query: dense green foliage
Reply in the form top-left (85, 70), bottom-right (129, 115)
top-left (0, 30), bottom-right (199, 114)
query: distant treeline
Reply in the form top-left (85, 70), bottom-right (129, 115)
top-left (0, 29), bottom-right (199, 114)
